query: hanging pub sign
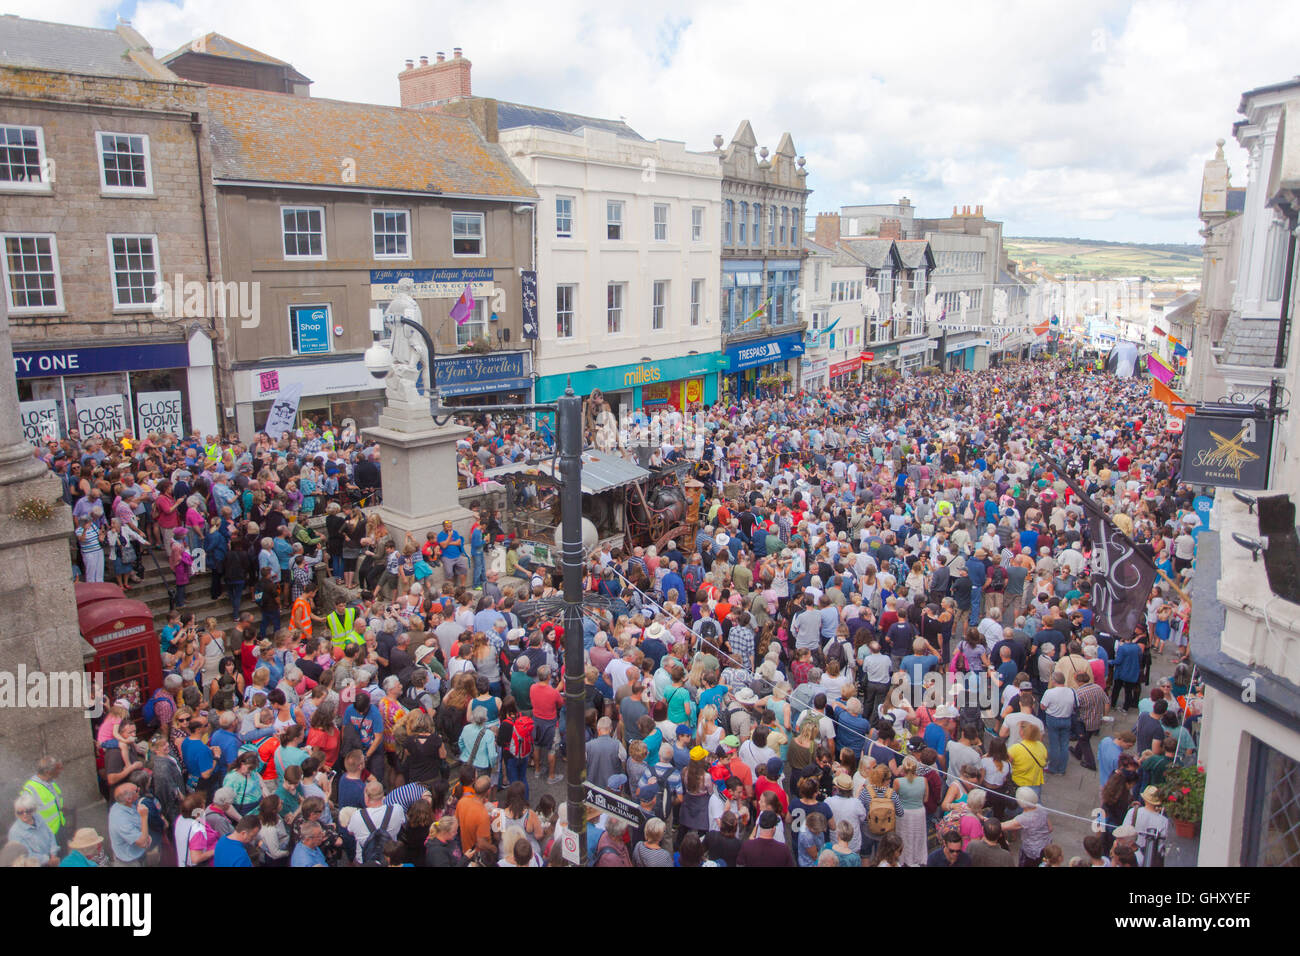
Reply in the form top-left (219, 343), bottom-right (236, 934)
top-left (1180, 412), bottom-right (1273, 490)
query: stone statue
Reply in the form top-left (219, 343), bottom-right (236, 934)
top-left (382, 277), bottom-right (429, 407)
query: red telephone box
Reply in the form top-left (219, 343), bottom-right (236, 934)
top-left (75, 581), bottom-right (128, 608)
top-left (77, 591), bottom-right (161, 713)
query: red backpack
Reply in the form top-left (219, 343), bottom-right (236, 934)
top-left (508, 715), bottom-right (535, 759)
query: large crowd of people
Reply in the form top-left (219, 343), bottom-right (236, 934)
top-left (7, 353), bottom-right (1206, 868)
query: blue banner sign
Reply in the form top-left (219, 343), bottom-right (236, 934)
top-left (291, 305), bottom-right (331, 355)
top-left (14, 343), bottom-right (191, 379)
top-left (726, 332), bottom-right (806, 372)
top-left (434, 351), bottom-right (531, 397)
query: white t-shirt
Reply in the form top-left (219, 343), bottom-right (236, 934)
top-left (347, 804), bottom-right (406, 863)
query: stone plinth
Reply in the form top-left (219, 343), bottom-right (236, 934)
top-left (364, 405), bottom-right (475, 547)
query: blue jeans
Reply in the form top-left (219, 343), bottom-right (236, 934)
top-left (260, 605), bottom-right (281, 639)
top-left (472, 551), bottom-right (486, 589)
top-left (970, 586), bottom-right (983, 621)
top-left (331, 555), bottom-right (344, 579)
top-left (229, 581), bottom-right (244, 620)
top-left (1045, 714), bottom-right (1072, 774)
top-left (505, 755), bottom-right (530, 800)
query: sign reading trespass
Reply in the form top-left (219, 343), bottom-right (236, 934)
top-left (1181, 413), bottom-right (1273, 490)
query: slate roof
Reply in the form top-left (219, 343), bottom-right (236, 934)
top-left (0, 15), bottom-right (164, 80)
top-left (839, 237), bottom-right (897, 269)
top-left (206, 86), bottom-right (537, 199)
top-left (894, 239), bottom-right (935, 270)
top-left (161, 33), bottom-right (312, 83)
top-left (1218, 316), bottom-right (1279, 367)
top-left (496, 101), bottom-right (644, 140)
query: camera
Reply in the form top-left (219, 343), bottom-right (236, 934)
top-left (363, 344), bottom-right (393, 381)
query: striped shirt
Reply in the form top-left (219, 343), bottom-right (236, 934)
top-left (383, 782), bottom-right (431, 811)
top-left (1075, 681), bottom-right (1109, 733)
top-left (78, 523), bottom-right (102, 554)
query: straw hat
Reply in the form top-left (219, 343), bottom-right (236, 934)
top-left (67, 828), bottom-right (103, 852)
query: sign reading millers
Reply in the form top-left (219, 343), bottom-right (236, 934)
top-left (1181, 413), bottom-right (1273, 490)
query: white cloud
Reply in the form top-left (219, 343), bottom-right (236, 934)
top-left (8, 0), bottom-right (1298, 242)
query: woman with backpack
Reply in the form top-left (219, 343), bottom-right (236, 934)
top-left (894, 755), bottom-right (928, 866)
top-left (222, 752), bottom-right (264, 817)
top-left (497, 697), bottom-right (532, 799)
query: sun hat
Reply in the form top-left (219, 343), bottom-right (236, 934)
top-left (689, 745), bottom-right (709, 762)
top-left (67, 828), bottom-right (103, 852)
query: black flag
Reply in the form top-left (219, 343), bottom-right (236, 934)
top-left (1047, 458), bottom-right (1156, 637)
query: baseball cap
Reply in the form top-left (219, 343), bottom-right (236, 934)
top-left (765, 756), bottom-right (784, 776)
top-left (637, 784), bottom-right (660, 803)
top-left (675, 724), bottom-right (692, 737)
top-left (721, 735), bottom-right (740, 751)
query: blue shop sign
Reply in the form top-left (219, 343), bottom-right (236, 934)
top-left (726, 332), bottom-right (806, 372)
top-left (291, 305), bottom-right (331, 355)
top-left (14, 342), bottom-right (191, 379)
top-left (434, 351), bottom-right (531, 397)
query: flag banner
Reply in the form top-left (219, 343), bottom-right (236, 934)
top-left (1168, 335), bottom-right (1181, 346)
top-left (807, 317), bottom-right (841, 344)
top-left (520, 270), bottom-right (538, 340)
top-left (1152, 325), bottom-right (1167, 338)
top-left (449, 285), bottom-right (475, 326)
top-left (263, 382), bottom-right (303, 440)
top-left (1173, 342), bottom-right (1188, 358)
top-left (1049, 458), bottom-right (1156, 636)
top-left (736, 297), bottom-right (770, 329)
top-left (1150, 379), bottom-right (1193, 419)
top-left (1147, 353), bottom-right (1174, 383)
top-left (1033, 319), bottom-right (1050, 337)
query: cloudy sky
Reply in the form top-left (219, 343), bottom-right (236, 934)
top-left (14, 0), bottom-right (1300, 244)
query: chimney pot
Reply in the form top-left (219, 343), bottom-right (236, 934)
top-left (453, 47), bottom-right (462, 58)
top-left (419, 55), bottom-right (429, 66)
top-left (436, 51), bottom-right (445, 62)
top-left (404, 59), bottom-right (414, 70)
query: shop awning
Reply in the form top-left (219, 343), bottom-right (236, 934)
top-left (483, 451), bottom-right (651, 494)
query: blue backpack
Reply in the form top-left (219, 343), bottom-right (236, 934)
top-left (142, 688), bottom-right (170, 725)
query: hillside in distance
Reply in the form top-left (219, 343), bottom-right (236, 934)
top-left (1005, 237), bottom-right (1202, 279)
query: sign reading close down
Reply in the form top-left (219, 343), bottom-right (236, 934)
top-left (1181, 413), bottom-right (1273, 490)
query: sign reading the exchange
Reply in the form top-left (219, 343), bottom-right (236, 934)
top-left (583, 782), bottom-right (645, 827)
top-left (1181, 413), bottom-right (1273, 490)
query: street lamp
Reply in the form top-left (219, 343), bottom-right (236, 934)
top-left (365, 318), bottom-right (590, 859)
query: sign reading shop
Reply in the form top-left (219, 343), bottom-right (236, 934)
top-left (1181, 412), bottom-right (1274, 490)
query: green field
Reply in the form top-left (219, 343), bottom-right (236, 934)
top-left (1004, 238), bottom-right (1202, 280)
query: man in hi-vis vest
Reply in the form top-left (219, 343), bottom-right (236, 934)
top-left (326, 598), bottom-right (359, 654)
top-left (22, 756), bottom-right (67, 848)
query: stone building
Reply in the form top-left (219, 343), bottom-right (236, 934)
top-left (205, 49), bottom-right (538, 438)
top-left (0, 16), bottom-right (225, 441)
top-left (716, 122), bottom-right (811, 399)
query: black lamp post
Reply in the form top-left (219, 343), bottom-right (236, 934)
top-left (377, 316), bottom-right (589, 858)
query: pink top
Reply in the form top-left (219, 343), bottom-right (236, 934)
top-left (187, 820), bottom-right (219, 866)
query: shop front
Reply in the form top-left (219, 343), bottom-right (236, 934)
top-left (829, 355), bottom-right (863, 388)
top-left (723, 331), bottom-right (806, 400)
top-left (13, 334), bottom-right (218, 444)
top-left (897, 337), bottom-right (936, 373)
top-left (535, 352), bottom-right (724, 413)
top-left (235, 356), bottom-right (386, 441)
top-left (799, 355), bottom-right (829, 391)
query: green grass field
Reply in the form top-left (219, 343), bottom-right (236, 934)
top-left (1004, 238), bottom-right (1202, 280)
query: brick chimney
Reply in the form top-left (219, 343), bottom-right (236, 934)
top-left (399, 48), bottom-right (473, 108)
top-left (814, 212), bottom-right (840, 249)
top-left (879, 218), bottom-right (901, 240)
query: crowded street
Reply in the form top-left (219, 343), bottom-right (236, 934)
top-left (9, 355), bottom-right (1208, 869)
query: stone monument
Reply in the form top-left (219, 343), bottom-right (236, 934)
top-left (0, 297), bottom-right (98, 810)
top-left (363, 278), bottom-right (475, 545)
